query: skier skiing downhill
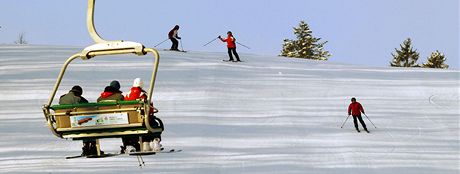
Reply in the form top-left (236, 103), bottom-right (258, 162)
top-left (348, 97), bottom-right (369, 133)
top-left (168, 25), bottom-right (181, 51)
top-left (218, 31), bottom-right (241, 62)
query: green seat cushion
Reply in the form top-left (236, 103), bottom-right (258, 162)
top-left (50, 100), bottom-right (142, 110)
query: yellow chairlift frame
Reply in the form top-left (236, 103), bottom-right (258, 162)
top-left (42, 0), bottom-right (161, 141)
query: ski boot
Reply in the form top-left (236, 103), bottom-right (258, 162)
top-left (151, 138), bottom-right (162, 152)
top-left (142, 141), bottom-right (152, 151)
top-left (82, 141), bottom-right (103, 156)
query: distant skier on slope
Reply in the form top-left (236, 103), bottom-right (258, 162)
top-left (218, 31), bottom-right (241, 62)
top-left (168, 25), bottom-right (181, 51)
top-left (348, 97), bottom-right (369, 133)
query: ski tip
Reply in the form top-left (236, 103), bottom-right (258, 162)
top-left (169, 149), bottom-right (182, 152)
top-left (159, 149), bottom-right (182, 153)
top-left (66, 155), bottom-right (84, 159)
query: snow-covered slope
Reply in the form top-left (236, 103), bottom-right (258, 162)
top-left (0, 45), bottom-right (459, 173)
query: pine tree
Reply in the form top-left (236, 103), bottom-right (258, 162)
top-left (422, 50), bottom-right (449, 69)
top-left (390, 38), bottom-right (420, 67)
top-left (280, 21), bottom-right (330, 60)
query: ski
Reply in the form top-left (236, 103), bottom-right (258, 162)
top-left (128, 148), bottom-right (181, 154)
top-left (86, 153), bottom-right (121, 158)
top-left (127, 151), bottom-right (156, 156)
top-left (65, 155), bottom-right (85, 159)
top-left (159, 149), bottom-right (182, 153)
top-left (222, 60), bottom-right (243, 62)
top-left (163, 49), bottom-right (187, 53)
top-left (66, 153), bottom-right (120, 159)
top-left (65, 149), bottom-right (180, 159)
top-left (355, 130), bottom-right (370, 133)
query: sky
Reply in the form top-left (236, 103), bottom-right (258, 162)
top-left (0, 0), bottom-right (458, 69)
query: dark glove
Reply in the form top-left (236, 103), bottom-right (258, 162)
top-left (218, 36), bottom-right (221, 38)
top-left (177, 37), bottom-right (181, 40)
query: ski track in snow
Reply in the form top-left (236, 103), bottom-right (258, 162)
top-left (0, 45), bottom-right (459, 173)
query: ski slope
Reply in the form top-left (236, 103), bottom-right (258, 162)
top-left (0, 45), bottom-right (458, 173)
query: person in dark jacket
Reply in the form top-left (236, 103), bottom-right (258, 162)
top-left (218, 31), bottom-right (241, 62)
top-left (168, 25), bottom-right (181, 51)
top-left (59, 85), bottom-right (88, 104)
top-left (348, 97), bottom-right (369, 133)
top-left (59, 85), bottom-right (98, 156)
top-left (97, 80), bottom-right (124, 102)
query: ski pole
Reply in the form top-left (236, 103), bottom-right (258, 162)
top-left (180, 39), bottom-right (184, 51)
top-left (154, 38), bottom-right (169, 47)
top-left (363, 113), bottom-right (377, 128)
top-left (236, 41), bottom-right (251, 49)
top-left (340, 115), bottom-right (351, 128)
top-left (203, 37), bottom-right (218, 47)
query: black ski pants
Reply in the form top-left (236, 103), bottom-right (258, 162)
top-left (170, 38), bottom-right (179, 50)
top-left (353, 115), bottom-right (367, 130)
top-left (227, 47), bottom-right (240, 61)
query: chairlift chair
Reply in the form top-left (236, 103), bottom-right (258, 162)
top-left (42, 0), bottom-right (162, 156)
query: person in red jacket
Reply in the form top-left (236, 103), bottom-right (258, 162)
top-left (123, 78), bottom-right (162, 152)
top-left (218, 31), bottom-right (241, 62)
top-left (348, 97), bottom-right (369, 133)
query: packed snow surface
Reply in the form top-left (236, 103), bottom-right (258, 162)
top-left (0, 45), bottom-right (459, 173)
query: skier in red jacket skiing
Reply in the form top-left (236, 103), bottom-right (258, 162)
top-left (348, 97), bottom-right (369, 133)
top-left (218, 31), bottom-right (241, 62)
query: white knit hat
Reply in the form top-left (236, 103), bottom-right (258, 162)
top-left (133, 78), bottom-right (144, 88)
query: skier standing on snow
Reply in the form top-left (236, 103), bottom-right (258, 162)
top-left (348, 97), bottom-right (369, 133)
top-left (168, 25), bottom-right (181, 51)
top-left (218, 31), bottom-right (241, 62)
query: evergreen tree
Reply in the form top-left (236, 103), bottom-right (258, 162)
top-left (422, 50), bottom-right (449, 69)
top-left (390, 38), bottom-right (420, 67)
top-left (280, 21), bottom-right (330, 60)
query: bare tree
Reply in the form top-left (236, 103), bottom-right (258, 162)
top-left (15, 32), bottom-right (28, 44)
